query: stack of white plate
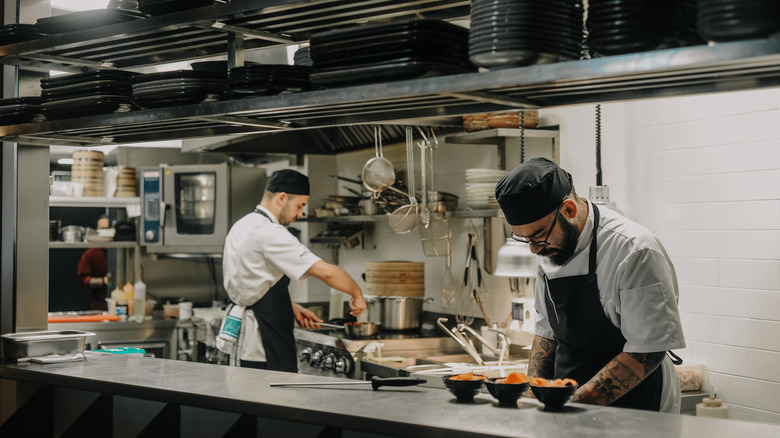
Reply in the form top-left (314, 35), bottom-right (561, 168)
top-left (465, 168), bottom-right (506, 209)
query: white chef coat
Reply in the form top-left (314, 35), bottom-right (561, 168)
top-left (222, 205), bottom-right (321, 361)
top-left (533, 200), bottom-right (686, 413)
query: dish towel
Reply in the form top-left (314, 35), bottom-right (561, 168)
top-left (217, 304), bottom-right (245, 366)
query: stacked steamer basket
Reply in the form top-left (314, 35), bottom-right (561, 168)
top-left (465, 168), bottom-right (505, 209)
top-left (364, 261), bottom-right (427, 331)
top-left (115, 167), bottom-right (137, 198)
top-left (71, 150), bottom-right (104, 197)
top-left (365, 261), bottom-right (425, 297)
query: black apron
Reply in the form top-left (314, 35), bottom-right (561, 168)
top-left (241, 209), bottom-right (298, 373)
top-left (542, 204), bottom-right (663, 411)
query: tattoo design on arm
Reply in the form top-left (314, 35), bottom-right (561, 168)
top-left (573, 352), bottom-right (666, 405)
top-left (527, 335), bottom-right (558, 378)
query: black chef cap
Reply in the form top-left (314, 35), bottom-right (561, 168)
top-left (495, 158), bottom-right (572, 226)
top-left (266, 169), bottom-right (310, 196)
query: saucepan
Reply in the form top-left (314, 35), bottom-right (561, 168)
top-left (318, 321), bottom-right (381, 338)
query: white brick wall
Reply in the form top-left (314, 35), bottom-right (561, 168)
top-left (550, 90), bottom-right (780, 424)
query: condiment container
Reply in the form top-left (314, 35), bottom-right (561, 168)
top-left (676, 361), bottom-right (704, 392)
top-left (696, 394), bottom-right (728, 418)
top-left (163, 303), bottom-right (179, 319)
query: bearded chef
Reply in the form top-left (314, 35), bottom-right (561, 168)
top-left (218, 169), bottom-right (366, 372)
top-left (495, 158), bottom-right (685, 412)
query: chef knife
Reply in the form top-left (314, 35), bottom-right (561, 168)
top-left (270, 376), bottom-right (426, 390)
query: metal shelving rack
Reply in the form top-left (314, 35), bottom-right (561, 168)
top-left (2, 1), bottom-right (780, 149)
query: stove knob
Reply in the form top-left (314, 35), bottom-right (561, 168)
top-left (309, 349), bottom-right (324, 367)
top-left (321, 353), bottom-right (336, 370)
top-left (334, 356), bottom-right (350, 375)
top-left (300, 347), bottom-right (312, 363)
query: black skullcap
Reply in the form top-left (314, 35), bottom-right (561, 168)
top-left (495, 158), bottom-right (572, 226)
top-left (266, 169), bottom-right (310, 196)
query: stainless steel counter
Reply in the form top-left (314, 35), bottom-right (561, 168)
top-left (48, 319), bottom-right (182, 360)
top-left (2, 353), bottom-right (779, 438)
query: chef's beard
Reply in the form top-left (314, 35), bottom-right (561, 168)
top-left (538, 215), bottom-right (580, 266)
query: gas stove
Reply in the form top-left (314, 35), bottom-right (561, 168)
top-left (293, 327), bottom-right (457, 379)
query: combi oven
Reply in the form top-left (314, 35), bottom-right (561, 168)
top-left (140, 163), bottom-right (266, 254)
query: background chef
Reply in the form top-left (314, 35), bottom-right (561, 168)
top-left (220, 169), bottom-right (367, 372)
top-left (495, 158), bottom-right (685, 412)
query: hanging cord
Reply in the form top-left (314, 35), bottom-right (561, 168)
top-left (518, 111), bottom-right (526, 164)
top-left (595, 104), bottom-right (602, 186)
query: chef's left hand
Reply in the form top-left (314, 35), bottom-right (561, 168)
top-left (292, 302), bottom-right (323, 329)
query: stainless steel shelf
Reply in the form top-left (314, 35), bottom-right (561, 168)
top-left (299, 215), bottom-right (385, 223)
top-left (446, 127), bottom-right (560, 145)
top-left (49, 241), bottom-right (138, 249)
top-left (0, 0), bottom-right (468, 72)
top-left (446, 209), bottom-right (503, 218)
top-left (49, 196), bottom-right (140, 208)
top-left (2, 2), bottom-right (780, 151)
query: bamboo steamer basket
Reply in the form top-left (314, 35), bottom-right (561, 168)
top-left (72, 150), bottom-right (104, 197)
top-left (115, 167), bottom-right (137, 197)
top-left (365, 261), bottom-right (424, 297)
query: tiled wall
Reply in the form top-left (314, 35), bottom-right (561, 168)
top-left (548, 88), bottom-right (780, 423)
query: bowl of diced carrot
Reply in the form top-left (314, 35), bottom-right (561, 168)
top-left (443, 371), bottom-right (487, 402)
top-left (529, 377), bottom-right (578, 410)
top-left (484, 372), bottom-right (530, 407)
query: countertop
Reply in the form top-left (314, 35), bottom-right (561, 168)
top-left (2, 353), bottom-right (779, 438)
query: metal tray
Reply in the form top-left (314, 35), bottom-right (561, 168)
top-left (2, 330), bottom-right (95, 359)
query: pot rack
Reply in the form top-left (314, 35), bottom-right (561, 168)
top-left (3, 0), bottom-right (780, 151)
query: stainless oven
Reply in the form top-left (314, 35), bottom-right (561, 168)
top-left (140, 163), bottom-right (265, 254)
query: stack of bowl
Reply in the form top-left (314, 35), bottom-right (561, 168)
top-left (465, 168), bottom-right (506, 209)
top-left (115, 167), bottom-right (137, 197)
top-left (71, 150), bottom-right (104, 197)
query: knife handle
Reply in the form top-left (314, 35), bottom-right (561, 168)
top-left (370, 376), bottom-right (427, 390)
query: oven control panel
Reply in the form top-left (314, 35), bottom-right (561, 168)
top-left (296, 339), bottom-right (355, 378)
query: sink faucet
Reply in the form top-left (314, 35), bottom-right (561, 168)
top-left (456, 324), bottom-right (511, 365)
top-left (436, 318), bottom-right (484, 366)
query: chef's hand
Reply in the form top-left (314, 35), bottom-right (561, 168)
top-left (349, 294), bottom-right (367, 317)
top-left (292, 302), bottom-right (323, 329)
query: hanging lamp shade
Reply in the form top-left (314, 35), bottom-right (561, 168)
top-left (493, 238), bottom-right (537, 277)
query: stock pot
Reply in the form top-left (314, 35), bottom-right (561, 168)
top-left (366, 295), bottom-right (433, 330)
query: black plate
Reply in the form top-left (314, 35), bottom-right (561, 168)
top-left (132, 90), bottom-right (222, 108)
top-left (36, 9), bottom-right (145, 34)
top-left (310, 19), bottom-right (467, 46)
top-left (310, 59), bottom-right (474, 87)
top-left (138, 0), bottom-right (220, 16)
top-left (134, 69), bottom-right (225, 83)
top-left (41, 82), bottom-right (133, 101)
top-left (41, 70), bottom-right (137, 89)
top-left (0, 24), bottom-right (47, 45)
top-left (41, 95), bottom-right (134, 119)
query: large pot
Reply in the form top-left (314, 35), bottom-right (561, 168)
top-left (365, 295), bottom-right (433, 331)
top-left (61, 225), bottom-right (85, 243)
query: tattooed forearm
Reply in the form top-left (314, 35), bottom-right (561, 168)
top-left (527, 335), bottom-right (557, 378)
top-left (572, 352), bottom-right (665, 405)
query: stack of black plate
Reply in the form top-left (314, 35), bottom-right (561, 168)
top-left (132, 70), bottom-right (226, 109)
top-left (587, 0), bottom-right (703, 57)
top-left (293, 46), bottom-right (313, 67)
top-left (469, 0), bottom-right (584, 68)
top-left (227, 65), bottom-right (315, 98)
top-left (0, 97), bottom-right (44, 125)
top-left (697, 0), bottom-right (780, 42)
top-left (138, 0), bottom-right (220, 16)
top-left (35, 8), bottom-right (145, 34)
top-left (309, 20), bottom-right (474, 87)
top-left (40, 70), bottom-right (136, 120)
top-left (0, 24), bottom-right (47, 46)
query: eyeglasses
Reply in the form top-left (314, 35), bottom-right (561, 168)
top-left (510, 197), bottom-right (566, 247)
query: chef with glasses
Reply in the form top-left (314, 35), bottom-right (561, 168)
top-left (495, 158), bottom-right (685, 413)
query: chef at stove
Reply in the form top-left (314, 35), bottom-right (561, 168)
top-left (218, 169), bottom-right (367, 372)
top-left (495, 158), bottom-right (685, 412)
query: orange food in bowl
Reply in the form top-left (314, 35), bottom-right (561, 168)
top-left (449, 371), bottom-right (488, 381)
top-left (529, 377), bottom-right (578, 387)
top-left (494, 372), bottom-right (529, 384)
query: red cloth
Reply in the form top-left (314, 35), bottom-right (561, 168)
top-left (77, 248), bottom-right (107, 310)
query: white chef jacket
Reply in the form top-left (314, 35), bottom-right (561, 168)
top-left (533, 200), bottom-right (686, 413)
top-left (222, 205), bottom-right (321, 361)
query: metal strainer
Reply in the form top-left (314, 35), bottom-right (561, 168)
top-left (362, 126), bottom-right (395, 197)
top-left (388, 127), bottom-right (420, 234)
